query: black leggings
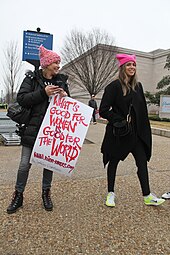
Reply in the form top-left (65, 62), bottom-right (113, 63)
top-left (107, 138), bottom-right (150, 196)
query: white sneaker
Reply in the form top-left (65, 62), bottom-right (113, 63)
top-left (162, 192), bottom-right (170, 199)
top-left (106, 192), bottom-right (115, 207)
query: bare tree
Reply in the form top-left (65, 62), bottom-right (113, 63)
top-left (61, 28), bottom-right (118, 97)
top-left (1, 41), bottom-right (23, 103)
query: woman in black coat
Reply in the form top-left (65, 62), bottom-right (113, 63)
top-left (7, 45), bottom-right (70, 214)
top-left (99, 53), bottom-right (165, 207)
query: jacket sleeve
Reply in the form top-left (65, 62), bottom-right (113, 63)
top-left (63, 74), bottom-right (71, 97)
top-left (99, 82), bottom-right (125, 124)
top-left (95, 101), bottom-right (98, 110)
top-left (64, 83), bottom-right (71, 97)
top-left (17, 75), bottom-right (48, 108)
top-left (138, 82), bottom-right (149, 114)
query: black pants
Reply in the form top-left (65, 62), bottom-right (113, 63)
top-left (107, 138), bottom-right (150, 196)
top-left (92, 109), bottom-right (96, 123)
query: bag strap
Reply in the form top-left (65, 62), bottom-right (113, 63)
top-left (127, 102), bottom-right (132, 123)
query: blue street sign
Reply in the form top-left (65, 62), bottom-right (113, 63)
top-left (22, 31), bottom-right (53, 61)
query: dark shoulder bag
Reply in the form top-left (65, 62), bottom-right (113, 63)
top-left (113, 104), bottom-right (132, 137)
top-left (7, 102), bottom-right (31, 125)
top-left (7, 71), bottom-right (35, 126)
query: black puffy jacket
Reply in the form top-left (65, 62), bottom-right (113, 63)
top-left (17, 69), bottom-right (70, 148)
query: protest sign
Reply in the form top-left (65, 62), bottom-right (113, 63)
top-left (30, 95), bottom-right (93, 176)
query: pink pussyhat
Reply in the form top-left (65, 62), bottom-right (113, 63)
top-left (39, 45), bottom-right (61, 68)
top-left (116, 54), bottom-right (136, 67)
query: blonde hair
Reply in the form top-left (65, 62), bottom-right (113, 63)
top-left (118, 64), bottom-right (138, 96)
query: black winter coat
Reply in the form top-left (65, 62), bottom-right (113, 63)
top-left (17, 69), bottom-right (70, 148)
top-left (99, 79), bottom-right (152, 166)
top-left (88, 99), bottom-right (97, 110)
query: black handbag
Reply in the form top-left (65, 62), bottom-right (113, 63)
top-left (7, 102), bottom-right (31, 125)
top-left (113, 104), bottom-right (132, 137)
top-left (7, 71), bottom-right (35, 126)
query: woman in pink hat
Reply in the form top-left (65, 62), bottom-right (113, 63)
top-left (7, 45), bottom-right (70, 214)
top-left (99, 53), bottom-right (165, 207)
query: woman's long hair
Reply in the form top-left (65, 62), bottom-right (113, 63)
top-left (118, 64), bottom-right (138, 96)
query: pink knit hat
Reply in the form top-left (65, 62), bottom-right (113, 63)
top-left (116, 54), bottom-right (136, 67)
top-left (39, 45), bottom-right (61, 68)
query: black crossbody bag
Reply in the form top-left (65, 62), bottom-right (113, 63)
top-left (113, 103), bottom-right (132, 137)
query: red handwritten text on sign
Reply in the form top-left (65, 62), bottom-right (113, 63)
top-left (38, 96), bottom-right (87, 163)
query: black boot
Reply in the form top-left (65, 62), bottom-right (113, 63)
top-left (7, 190), bottom-right (23, 214)
top-left (42, 189), bottom-right (53, 211)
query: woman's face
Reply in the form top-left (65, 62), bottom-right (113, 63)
top-left (46, 61), bottom-right (60, 75)
top-left (125, 61), bottom-right (136, 77)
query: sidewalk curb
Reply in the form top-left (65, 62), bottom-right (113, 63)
top-left (97, 119), bottom-right (170, 138)
top-left (151, 127), bottom-right (170, 138)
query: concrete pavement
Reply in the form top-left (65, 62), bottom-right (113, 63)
top-left (0, 122), bottom-right (170, 255)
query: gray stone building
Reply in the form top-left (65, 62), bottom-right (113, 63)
top-left (61, 45), bottom-right (170, 111)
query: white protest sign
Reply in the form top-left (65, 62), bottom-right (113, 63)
top-left (30, 95), bottom-right (93, 176)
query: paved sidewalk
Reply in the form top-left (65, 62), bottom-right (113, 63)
top-left (0, 123), bottom-right (170, 255)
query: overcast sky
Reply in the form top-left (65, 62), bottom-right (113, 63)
top-left (0, 0), bottom-right (170, 92)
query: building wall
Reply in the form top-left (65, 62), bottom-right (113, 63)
top-left (61, 46), bottom-right (170, 110)
top-left (136, 55), bottom-right (154, 92)
top-left (152, 54), bottom-right (169, 90)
